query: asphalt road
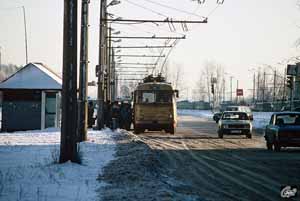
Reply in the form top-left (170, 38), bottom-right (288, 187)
top-left (136, 114), bottom-right (300, 201)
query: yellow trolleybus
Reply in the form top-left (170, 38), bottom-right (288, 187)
top-left (133, 75), bottom-right (179, 134)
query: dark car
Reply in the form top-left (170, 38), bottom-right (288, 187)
top-left (264, 112), bottom-right (300, 151)
top-left (218, 111), bottom-right (252, 138)
top-left (213, 112), bottom-right (222, 123)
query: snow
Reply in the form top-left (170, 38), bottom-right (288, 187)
top-left (0, 63), bottom-right (61, 90)
top-left (0, 128), bottom-right (116, 201)
top-left (178, 109), bottom-right (273, 129)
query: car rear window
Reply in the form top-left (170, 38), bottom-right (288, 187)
top-left (276, 114), bottom-right (300, 126)
top-left (222, 113), bottom-right (249, 120)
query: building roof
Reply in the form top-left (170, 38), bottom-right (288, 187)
top-left (0, 63), bottom-right (62, 90)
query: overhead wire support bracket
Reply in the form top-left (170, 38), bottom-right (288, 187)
top-left (113, 45), bottom-right (173, 49)
top-left (108, 36), bottom-right (186, 39)
top-left (116, 62), bottom-right (156, 65)
top-left (114, 54), bottom-right (166, 57)
top-left (104, 18), bottom-right (208, 24)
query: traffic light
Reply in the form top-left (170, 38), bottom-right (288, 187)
top-left (287, 76), bottom-right (293, 89)
top-left (104, 74), bottom-right (108, 89)
top-left (211, 84), bottom-right (215, 94)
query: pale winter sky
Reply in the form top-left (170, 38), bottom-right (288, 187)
top-left (0, 0), bottom-right (300, 99)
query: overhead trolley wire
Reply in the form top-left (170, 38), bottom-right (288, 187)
top-left (142, 0), bottom-right (206, 19)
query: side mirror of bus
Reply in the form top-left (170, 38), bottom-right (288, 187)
top-left (174, 90), bottom-right (179, 98)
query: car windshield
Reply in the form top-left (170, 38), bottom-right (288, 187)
top-left (275, 114), bottom-right (300, 126)
top-left (222, 112), bottom-right (249, 120)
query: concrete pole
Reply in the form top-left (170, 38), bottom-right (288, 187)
top-left (253, 72), bottom-right (255, 103)
top-left (78, 0), bottom-right (89, 142)
top-left (230, 76), bottom-right (233, 103)
top-left (273, 70), bottom-right (276, 110)
top-left (262, 71), bottom-right (266, 111)
top-left (96, 0), bottom-right (106, 130)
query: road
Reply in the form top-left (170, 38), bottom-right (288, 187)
top-left (136, 114), bottom-right (300, 201)
top-left (99, 114), bottom-right (300, 201)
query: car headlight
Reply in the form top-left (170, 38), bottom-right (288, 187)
top-left (222, 125), bottom-right (229, 129)
top-left (244, 124), bottom-right (250, 129)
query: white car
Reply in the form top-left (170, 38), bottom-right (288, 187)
top-left (218, 111), bottom-right (252, 138)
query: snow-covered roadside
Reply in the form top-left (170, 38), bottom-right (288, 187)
top-left (178, 109), bottom-right (273, 130)
top-left (0, 128), bottom-right (116, 201)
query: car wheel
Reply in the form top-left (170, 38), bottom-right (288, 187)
top-left (246, 133), bottom-right (252, 139)
top-left (218, 131), bottom-right (223, 138)
top-left (266, 141), bottom-right (273, 150)
top-left (134, 128), bottom-right (142, 134)
top-left (170, 127), bottom-right (175, 135)
top-left (274, 141), bottom-right (281, 152)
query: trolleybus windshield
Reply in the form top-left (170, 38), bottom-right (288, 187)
top-left (137, 90), bottom-right (173, 104)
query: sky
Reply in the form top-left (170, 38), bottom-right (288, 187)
top-left (0, 0), bottom-right (300, 99)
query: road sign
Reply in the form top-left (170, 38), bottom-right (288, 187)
top-left (236, 89), bottom-right (243, 96)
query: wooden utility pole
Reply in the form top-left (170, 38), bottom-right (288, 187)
top-left (60, 0), bottom-right (79, 163)
top-left (77, 0), bottom-right (90, 142)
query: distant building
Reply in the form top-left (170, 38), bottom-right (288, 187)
top-left (0, 63), bottom-right (61, 132)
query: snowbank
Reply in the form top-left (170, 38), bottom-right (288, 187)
top-left (178, 109), bottom-right (213, 119)
top-left (178, 109), bottom-right (273, 130)
top-left (0, 128), bottom-right (116, 201)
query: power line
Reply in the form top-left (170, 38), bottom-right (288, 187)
top-left (142, 0), bottom-right (206, 19)
top-left (124, 0), bottom-right (168, 18)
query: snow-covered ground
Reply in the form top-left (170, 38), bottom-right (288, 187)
top-left (0, 128), bottom-right (116, 201)
top-left (178, 109), bottom-right (273, 129)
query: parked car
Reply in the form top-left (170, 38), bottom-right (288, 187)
top-left (264, 112), bottom-right (300, 151)
top-left (213, 112), bottom-right (222, 123)
top-left (225, 106), bottom-right (253, 120)
top-left (218, 111), bottom-right (252, 138)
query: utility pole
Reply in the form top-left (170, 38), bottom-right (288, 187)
top-left (60, 0), bottom-right (79, 163)
top-left (230, 76), bottom-right (233, 103)
top-left (282, 68), bottom-right (287, 108)
top-left (262, 71), bottom-right (266, 111)
top-left (273, 70), bottom-right (276, 110)
top-left (22, 6), bottom-right (28, 64)
top-left (0, 46), bottom-right (2, 69)
top-left (236, 80), bottom-right (239, 104)
top-left (77, 0), bottom-right (89, 142)
top-left (257, 72), bottom-right (260, 102)
top-left (107, 27), bottom-right (112, 102)
top-left (253, 72), bottom-right (255, 103)
top-left (96, 0), bottom-right (106, 130)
